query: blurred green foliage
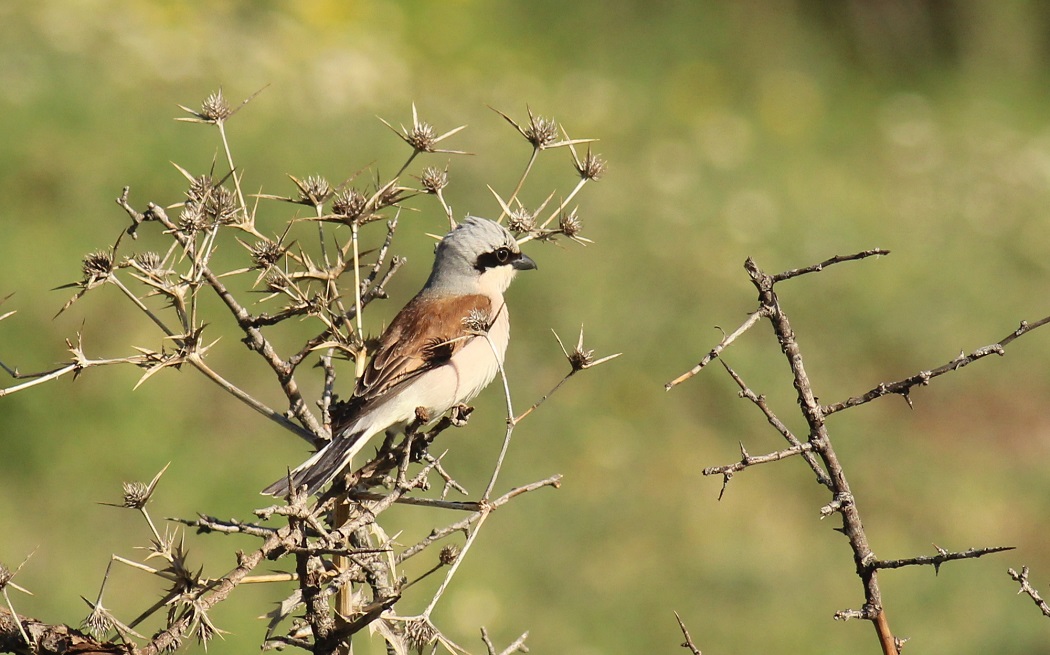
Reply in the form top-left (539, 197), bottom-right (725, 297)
top-left (3, 1), bottom-right (1050, 653)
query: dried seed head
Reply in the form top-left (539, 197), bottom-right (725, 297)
top-left (407, 121), bottom-right (437, 152)
top-left (0, 562), bottom-right (11, 588)
top-left (568, 345), bottom-right (595, 372)
top-left (250, 240), bottom-right (285, 269)
top-left (332, 188), bottom-right (367, 219)
top-left (206, 185), bottom-right (239, 225)
top-left (574, 149), bottom-right (607, 180)
top-left (419, 166), bottom-right (449, 193)
top-left (298, 175), bottom-right (331, 204)
top-left (178, 204), bottom-right (208, 233)
top-left (404, 618), bottom-right (438, 652)
top-left (186, 175), bottom-right (214, 204)
top-left (525, 114), bottom-right (559, 149)
top-left (263, 272), bottom-right (287, 294)
top-left (185, 176), bottom-right (239, 227)
top-left (438, 545), bottom-right (459, 565)
top-left (200, 90), bottom-right (233, 122)
top-left (134, 251), bottom-right (162, 272)
top-left (122, 480), bottom-right (151, 509)
top-left (382, 105), bottom-right (467, 157)
top-left (559, 208), bottom-right (583, 238)
top-left (82, 603), bottom-right (115, 639)
top-left (507, 207), bottom-right (536, 235)
top-left (82, 251), bottom-right (114, 280)
top-left (462, 308), bottom-right (489, 333)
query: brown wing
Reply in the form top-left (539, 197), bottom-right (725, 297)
top-left (350, 293), bottom-right (493, 408)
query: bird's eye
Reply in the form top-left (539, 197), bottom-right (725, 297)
top-left (495, 247), bottom-right (510, 263)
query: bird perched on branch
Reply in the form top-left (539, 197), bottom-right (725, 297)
top-left (263, 216), bottom-right (537, 496)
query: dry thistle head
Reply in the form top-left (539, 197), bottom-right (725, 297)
top-left (199, 90), bottom-right (234, 123)
top-left (297, 174), bottom-right (332, 205)
top-left (507, 206), bottom-right (537, 235)
top-left (121, 480), bottom-right (152, 509)
top-left (182, 176), bottom-right (239, 230)
top-left (263, 272), bottom-right (288, 294)
top-left (525, 112), bottom-right (559, 149)
top-left (108, 463), bottom-right (168, 510)
top-left (205, 185), bottom-right (239, 225)
top-left (82, 251), bottom-right (114, 281)
top-left (438, 544), bottom-right (459, 565)
top-left (380, 103), bottom-right (468, 155)
top-left (573, 146), bottom-right (607, 180)
top-left (133, 251), bottom-right (162, 272)
top-left (567, 343), bottom-right (595, 372)
top-left (462, 308), bottom-right (489, 333)
top-left (559, 208), bottom-right (583, 239)
top-left (404, 618), bottom-right (438, 652)
top-left (407, 120), bottom-right (437, 152)
top-left (419, 166), bottom-right (449, 194)
top-left (554, 327), bottom-right (621, 373)
top-left (178, 203), bottom-right (208, 234)
top-left (82, 602), bottom-right (115, 639)
top-left (177, 87), bottom-right (263, 125)
top-left (249, 239), bottom-right (286, 269)
top-left (492, 105), bottom-right (564, 150)
top-left (332, 187), bottom-right (368, 220)
top-left (186, 174), bottom-right (216, 203)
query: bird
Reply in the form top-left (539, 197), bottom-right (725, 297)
top-left (263, 216), bottom-right (537, 497)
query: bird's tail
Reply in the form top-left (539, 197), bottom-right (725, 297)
top-left (261, 430), bottom-right (370, 497)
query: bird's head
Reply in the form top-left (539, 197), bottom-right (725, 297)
top-left (424, 216), bottom-right (537, 296)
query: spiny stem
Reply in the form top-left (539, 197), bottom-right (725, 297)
top-left (500, 147), bottom-right (539, 222)
top-left (541, 177), bottom-right (588, 229)
top-left (217, 122), bottom-right (248, 217)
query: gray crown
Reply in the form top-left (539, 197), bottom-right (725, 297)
top-left (423, 217), bottom-right (521, 293)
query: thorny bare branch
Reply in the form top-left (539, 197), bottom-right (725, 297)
top-left (713, 359), bottom-right (831, 491)
top-left (770, 248), bottom-right (890, 282)
top-left (668, 249), bottom-right (1039, 654)
top-left (822, 314), bottom-right (1050, 414)
top-left (1009, 566), bottom-right (1050, 619)
top-left (674, 611), bottom-right (702, 655)
top-left (664, 310), bottom-right (766, 390)
top-left (873, 545), bottom-right (1015, 573)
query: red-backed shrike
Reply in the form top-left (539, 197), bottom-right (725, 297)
top-left (263, 217), bottom-right (537, 496)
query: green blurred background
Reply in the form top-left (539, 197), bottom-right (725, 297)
top-left (2, 1), bottom-right (1050, 653)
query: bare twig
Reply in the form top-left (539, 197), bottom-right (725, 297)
top-left (873, 545), bottom-right (1014, 573)
top-left (1009, 566), bottom-right (1050, 618)
top-left (664, 310), bottom-right (766, 390)
top-left (716, 359), bottom-right (831, 489)
top-left (674, 611), bottom-right (702, 655)
top-left (771, 248), bottom-right (890, 282)
top-left (704, 441), bottom-right (817, 500)
top-left (822, 315), bottom-right (1050, 415)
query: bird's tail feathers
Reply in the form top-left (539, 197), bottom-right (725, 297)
top-left (261, 431), bottom-right (371, 497)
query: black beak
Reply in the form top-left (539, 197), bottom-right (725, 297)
top-left (513, 253), bottom-right (537, 271)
